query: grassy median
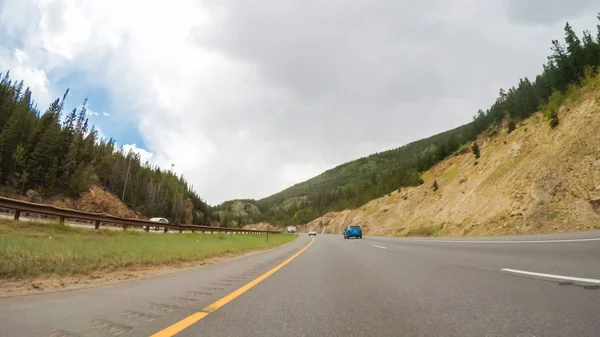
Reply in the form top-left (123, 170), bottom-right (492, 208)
top-left (0, 220), bottom-right (295, 279)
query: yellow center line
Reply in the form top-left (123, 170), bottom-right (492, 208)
top-left (150, 237), bottom-right (314, 337)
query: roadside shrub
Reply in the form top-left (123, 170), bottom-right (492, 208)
top-left (406, 225), bottom-right (443, 237)
top-left (472, 141), bottom-right (480, 159)
top-left (507, 119), bottom-right (516, 134)
top-left (541, 90), bottom-right (564, 128)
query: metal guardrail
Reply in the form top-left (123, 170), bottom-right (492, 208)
top-left (0, 196), bottom-right (280, 234)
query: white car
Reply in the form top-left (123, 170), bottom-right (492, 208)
top-left (149, 217), bottom-right (169, 231)
top-left (308, 229), bottom-right (317, 236)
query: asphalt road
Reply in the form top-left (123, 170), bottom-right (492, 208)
top-left (1, 231), bottom-right (599, 336)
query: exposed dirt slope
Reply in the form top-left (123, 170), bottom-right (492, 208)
top-left (50, 186), bottom-right (141, 219)
top-left (305, 90), bottom-right (600, 236)
top-left (242, 222), bottom-right (274, 231)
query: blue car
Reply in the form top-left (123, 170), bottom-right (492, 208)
top-left (344, 225), bottom-right (362, 239)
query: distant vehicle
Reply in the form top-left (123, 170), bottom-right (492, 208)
top-left (149, 217), bottom-right (169, 231)
top-left (308, 229), bottom-right (317, 236)
top-left (344, 225), bottom-right (362, 239)
top-left (287, 226), bottom-right (297, 233)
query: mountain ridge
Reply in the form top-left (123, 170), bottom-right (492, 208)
top-left (214, 15), bottom-right (600, 229)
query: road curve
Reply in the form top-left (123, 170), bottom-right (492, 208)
top-left (1, 231), bottom-right (599, 336)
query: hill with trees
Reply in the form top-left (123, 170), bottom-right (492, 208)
top-left (215, 14), bottom-right (600, 228)
top-left (0, 75), bottom-right (210, 224)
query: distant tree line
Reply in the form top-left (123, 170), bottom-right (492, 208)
top-left (0, 75), bottom-right (210, 224)
top-left (217, 14), bottom-right (600, 227)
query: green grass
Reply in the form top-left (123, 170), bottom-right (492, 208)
top-left (441, 166), bottom-right (459, 181)
top-left (405, 224), bottom-right (443, 237)
top-left (542, 210), bottom-right (560, 220)
top-left (0, 220), bottom-right (296, 279)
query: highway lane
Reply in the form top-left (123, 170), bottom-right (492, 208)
top-left (181, 232), bottom-right (600, 337)
top-left (1, 231), bottom-right (599, 336)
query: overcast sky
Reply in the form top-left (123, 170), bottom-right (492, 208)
top-left (1, 0), bottom-right (599, 204)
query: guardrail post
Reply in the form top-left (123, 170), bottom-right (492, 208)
top-left (95, 221), bottom-right (100, 229)
top-left (122, 225), bottom-right (128, 231)
top-left (164, 227), bottom-right (169, 233)
top-left (144, 225), bottom-right (149, 232)
top-left (59, 216), bottom-right (65, 223)
top-left (14, 210), bottom-right (20, 220)
top-left (179, 229), bottom-right (182, 234)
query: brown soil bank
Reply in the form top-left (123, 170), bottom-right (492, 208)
top-left (306, 88), bottom-right (600, 236)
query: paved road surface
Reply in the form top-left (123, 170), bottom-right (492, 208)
top-left (1, 231), bottom-right (599, 336)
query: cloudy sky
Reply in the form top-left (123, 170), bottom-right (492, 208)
top-left (1, 0), bottom-right (599, 204)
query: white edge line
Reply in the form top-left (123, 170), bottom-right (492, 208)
top-left (501, 268), bottom-right (600, 284)
top-left (372, 245), bottom-right (387, 249)
top-left (402, 237), bottom-right (600, 244)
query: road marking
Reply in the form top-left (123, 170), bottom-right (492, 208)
top-left (150, 312), bottom-right (208, 337)
top-left (501, 268), bottom-right (600, 284)
top-left (401, 237), bottom-right (600, 244)
top-left (372, 245), bottom-right (387, 249)
top-left (150, 238), bottom-right (314, 337)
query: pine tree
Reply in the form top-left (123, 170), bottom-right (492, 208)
top-left (564, 22), bottom-right (584, 81)
top-left (12, 143), bottom-right (27, 188)
top-left (69, 163), bottom-right (92, 195)
top-left (62, 108), bottom-right (77, 132)
top-left (26, 122), bottom-right (61, 189)
top-left (432, 180), bottom-right (439, 192)
top-left (61, 101), bottom-right (88, 182)
top-left (0, 92), bottom-right (36, 183)
top-left (472, 141), bottom-right (481, 159)
top-left (44, 158), bottom-right (58, 191)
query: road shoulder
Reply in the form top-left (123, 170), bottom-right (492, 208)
top-left (0, 235), bottom-right (301, 298)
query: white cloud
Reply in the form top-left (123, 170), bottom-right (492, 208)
top-left (84, 107), bottom-right (99, 116)
top-left (83, 107), bottom-right (109, 117)
top-left (236, 129), bottom-right (250, 140)
top-left (39, 0), bottom-right (92, 60)
top-left (0, 48), bottom-right (52, 107)
top-left (2, 0), bottom-right (600, 205)
top-left (122, 143), bottom-right (154, 165)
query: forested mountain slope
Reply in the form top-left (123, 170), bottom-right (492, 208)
top-left (305, 71), bottom-right (600, 236)
top-left (0, 74), bottom-right (210, 224)
top-left (216, 14), bottom-right (600, 228)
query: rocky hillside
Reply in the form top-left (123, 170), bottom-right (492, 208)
top-left (17, 185), bottom-right (201, 223)
top-left (49, 186), bottom-right (142, 219)
top-left (304, 81), bottom-right (600, 236)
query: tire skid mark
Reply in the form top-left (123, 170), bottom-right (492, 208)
top-left (149, 303), bottom-right (182, 312)
top-left (201, 287), bottom-right (224, 291)
top-left (188, 291), bottom-right (212, 296)
top-left (50, 330), bottom-right (81, 337)
top-left (123, 310), bottom-right (159, 322)
top-left (172, 297), bottom-right (198, 304)
top-left (91, 319), bottom-right (133, 335)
